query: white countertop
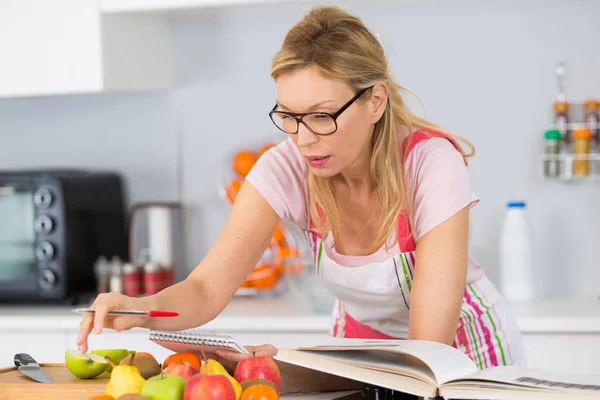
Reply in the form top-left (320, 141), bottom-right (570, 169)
top-left (0, 292), bottom-right (599, 334)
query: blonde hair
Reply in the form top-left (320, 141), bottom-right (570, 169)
top-left (271, 5), bottom-right (474, 254)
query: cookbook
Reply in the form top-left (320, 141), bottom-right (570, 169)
top-left (274, 339), bottom-right (600, 400)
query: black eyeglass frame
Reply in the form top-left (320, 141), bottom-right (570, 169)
top-left (268, 86), bottom-right (373, 136)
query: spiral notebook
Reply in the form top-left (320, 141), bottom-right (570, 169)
top-left (149, 329), bottom-right (249, 355)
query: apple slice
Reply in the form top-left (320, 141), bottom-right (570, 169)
top-left (90, 349), bottom-right (129, 372)
top-left (65, 349), bottom-right (109, 379)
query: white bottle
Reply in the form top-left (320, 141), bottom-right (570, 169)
top-left (499, 201), bottom-right (535, 303)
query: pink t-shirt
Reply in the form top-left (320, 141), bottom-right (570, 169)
top-left (245, 136), bottom-right (484, 283)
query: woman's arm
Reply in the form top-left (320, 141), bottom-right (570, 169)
top-left (146, 181), bottom-right (281, 331)
top-left (408, 205), bottom-right (470, 345)
top-left (79, 180), bottom-right (281, 341)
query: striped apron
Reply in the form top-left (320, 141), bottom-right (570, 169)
top-left (306, 130), bottom-right (526, 368)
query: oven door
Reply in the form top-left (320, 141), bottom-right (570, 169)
top-left (0, 179), bottom-right (40, 299)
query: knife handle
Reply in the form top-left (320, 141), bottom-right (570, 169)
top-left (14, 353), bottom-right (39, 367)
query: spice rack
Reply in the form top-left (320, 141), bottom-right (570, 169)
top-left (541, 100), bottom-right (600, 182)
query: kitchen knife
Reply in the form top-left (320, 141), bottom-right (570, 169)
top-left (13, 353), bottom-right (53, 384)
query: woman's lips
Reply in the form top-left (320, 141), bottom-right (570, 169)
top-left (305, 155), bottom-right (331, 168)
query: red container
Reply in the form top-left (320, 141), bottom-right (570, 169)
top-left (161, 263), bottom-right (175, 288)
top-left (143, 262), bottom-right (163, 295)
top-left (122, 263), bottom-right (143, 297)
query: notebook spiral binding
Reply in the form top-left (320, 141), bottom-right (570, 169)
top-left (149, 330), bottom-right (249, 354)
top-left (149, 330), bottom-right (235, 346)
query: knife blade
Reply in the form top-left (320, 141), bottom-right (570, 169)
top-left (14, 353), bottom-right (53, 384)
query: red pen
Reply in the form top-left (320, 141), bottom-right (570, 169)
top-left (72, 308), bottom-right (178, 317)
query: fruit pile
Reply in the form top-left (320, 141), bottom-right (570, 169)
top-left (67, 347), bottom-right (281, 400)
top-left (220, 142), bottom-right (304, 292)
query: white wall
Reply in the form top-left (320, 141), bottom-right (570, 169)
top-left (1, 0), bottom-right (599, 297)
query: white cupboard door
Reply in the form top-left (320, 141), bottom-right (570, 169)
top-left (523, 333), bottom-right (600, 375)
top-left (0, 332), bottom-right (67, 366)
top-left (0, 0), bottom-right (102, 98)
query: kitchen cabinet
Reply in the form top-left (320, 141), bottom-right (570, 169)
top-left (100, 0), bottom-right (305, 15)
top-left (0, 0), bottom-right (171, 98)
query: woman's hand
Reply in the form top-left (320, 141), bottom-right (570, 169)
top-left (76, 292), bottom-right (155, 353)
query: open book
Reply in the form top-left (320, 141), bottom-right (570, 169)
top-left (274, 339), bottom-right (600, 400)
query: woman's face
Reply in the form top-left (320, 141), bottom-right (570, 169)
top-left (273, 67), bottom-right (387, 178)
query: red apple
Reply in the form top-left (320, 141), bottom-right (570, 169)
top-left (234, 356), bottom-right (281, 390)
top-left (184, 373), bottom-right (236, 400)
top-left (163, 363), bottom-right (199, 381)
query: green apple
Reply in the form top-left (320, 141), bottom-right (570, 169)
top-left (90, 349), bottom-right (130, 372)
top-left (65, 349), bottom-right (109, 379)
top-left (141, 373), bottom-right (186, 400)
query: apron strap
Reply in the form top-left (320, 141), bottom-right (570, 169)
top-left (309, 129), bottom-right (468, 253)
top-left (397, 129), bottom-right (468, 252)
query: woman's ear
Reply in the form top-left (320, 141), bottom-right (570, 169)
top-left (369, 82), bottom-right (388, 123)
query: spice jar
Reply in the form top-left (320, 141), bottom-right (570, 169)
top-left (93, 256), bottom-right (109, 294)
top-left (554, 101), bottom-right (570, 144)
top-left (122, 263), bottom-right (143, 297)
top-left (584, 99), bottom-right (599, 146)
top-left (543, 129), bottom-right (562, 177)
top-left (573, 128), bottom-right (592, 177)
top-left (161, 263), bottom-right (174, 289)
top-left (109, 256), bottom-right (123, 293)
top-left (144, 261), bottom-right (162, 295)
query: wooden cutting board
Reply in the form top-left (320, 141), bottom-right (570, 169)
top-left (0, 363), bottom-right (109, 400)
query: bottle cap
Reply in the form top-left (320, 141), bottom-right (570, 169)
top-left (584, 99), bottom-right (599, 110)
top-left (507, 201), bottom-right (526, 208)
top-left (553, 101), bottom-right (569, 112)
top-left (573, 128), bottom-right (592, 140)
top-left (544, 129), bottom-right (562, 140)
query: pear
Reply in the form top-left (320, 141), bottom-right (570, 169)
top-left (201, 359), bottom-right (242, 400)
top-left (105, 356), bottom-right (146, 398)
top-left (64, 349), bottom-right (109, 379)
top-left (91, 349), bottom-right (130, 372)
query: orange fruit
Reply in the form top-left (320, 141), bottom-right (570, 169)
top-left (224, 179), bottom-right (242, 204)
top-left (272, 225), bottom-right (286, 246)
top-left (88, 396), bottom-right (115, 400)
top-left (274, 245), bottom-right (301, 275)
top-left (241, 384), bottom-right (280, 400)
top-left (240, 280), bottom-right (252, 288)
top-left (163, 351), bottom-right (202, 371)
top-left (258, 143), bottom-right (276, 157)
top-left (247, 264), bottom-right (279, 291)
top-left (233, 150), bottom-right (258, 177)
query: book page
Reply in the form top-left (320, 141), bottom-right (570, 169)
top-left (443, 366), bottom-right (600, 393)
top-left (275, 348), bottom-right (438, 398)
top-left (301, 349), bottom-right (438, 386)
top-left (296, 339), bottom-right (478, 386)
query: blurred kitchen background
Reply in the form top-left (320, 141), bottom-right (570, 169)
top-left (1, 0), bottom-right (600, 304)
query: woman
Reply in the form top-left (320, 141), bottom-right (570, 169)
top-left (77, 5), bottom-right (525, 394)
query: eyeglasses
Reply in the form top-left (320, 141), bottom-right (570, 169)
top-left (268, 86), bottom-right (373, 136)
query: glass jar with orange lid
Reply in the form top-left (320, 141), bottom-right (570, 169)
top-left (573, 127), bottom-right (592, 177)
top-left (584, 99), bottom-right (599, 146)
top-left (554, 101), bottom-right (570, 144)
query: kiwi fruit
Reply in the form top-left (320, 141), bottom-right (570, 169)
top-left (119, 353), bottom-right (161, 379)
top-left (117, 394), bottom-right (149, 400)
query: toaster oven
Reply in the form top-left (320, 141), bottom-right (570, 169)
top-left (0, 169), bottom-right (127, 303)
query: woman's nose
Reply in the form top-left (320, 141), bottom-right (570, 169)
top-left (297, 122), bottom-right (318, 147)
